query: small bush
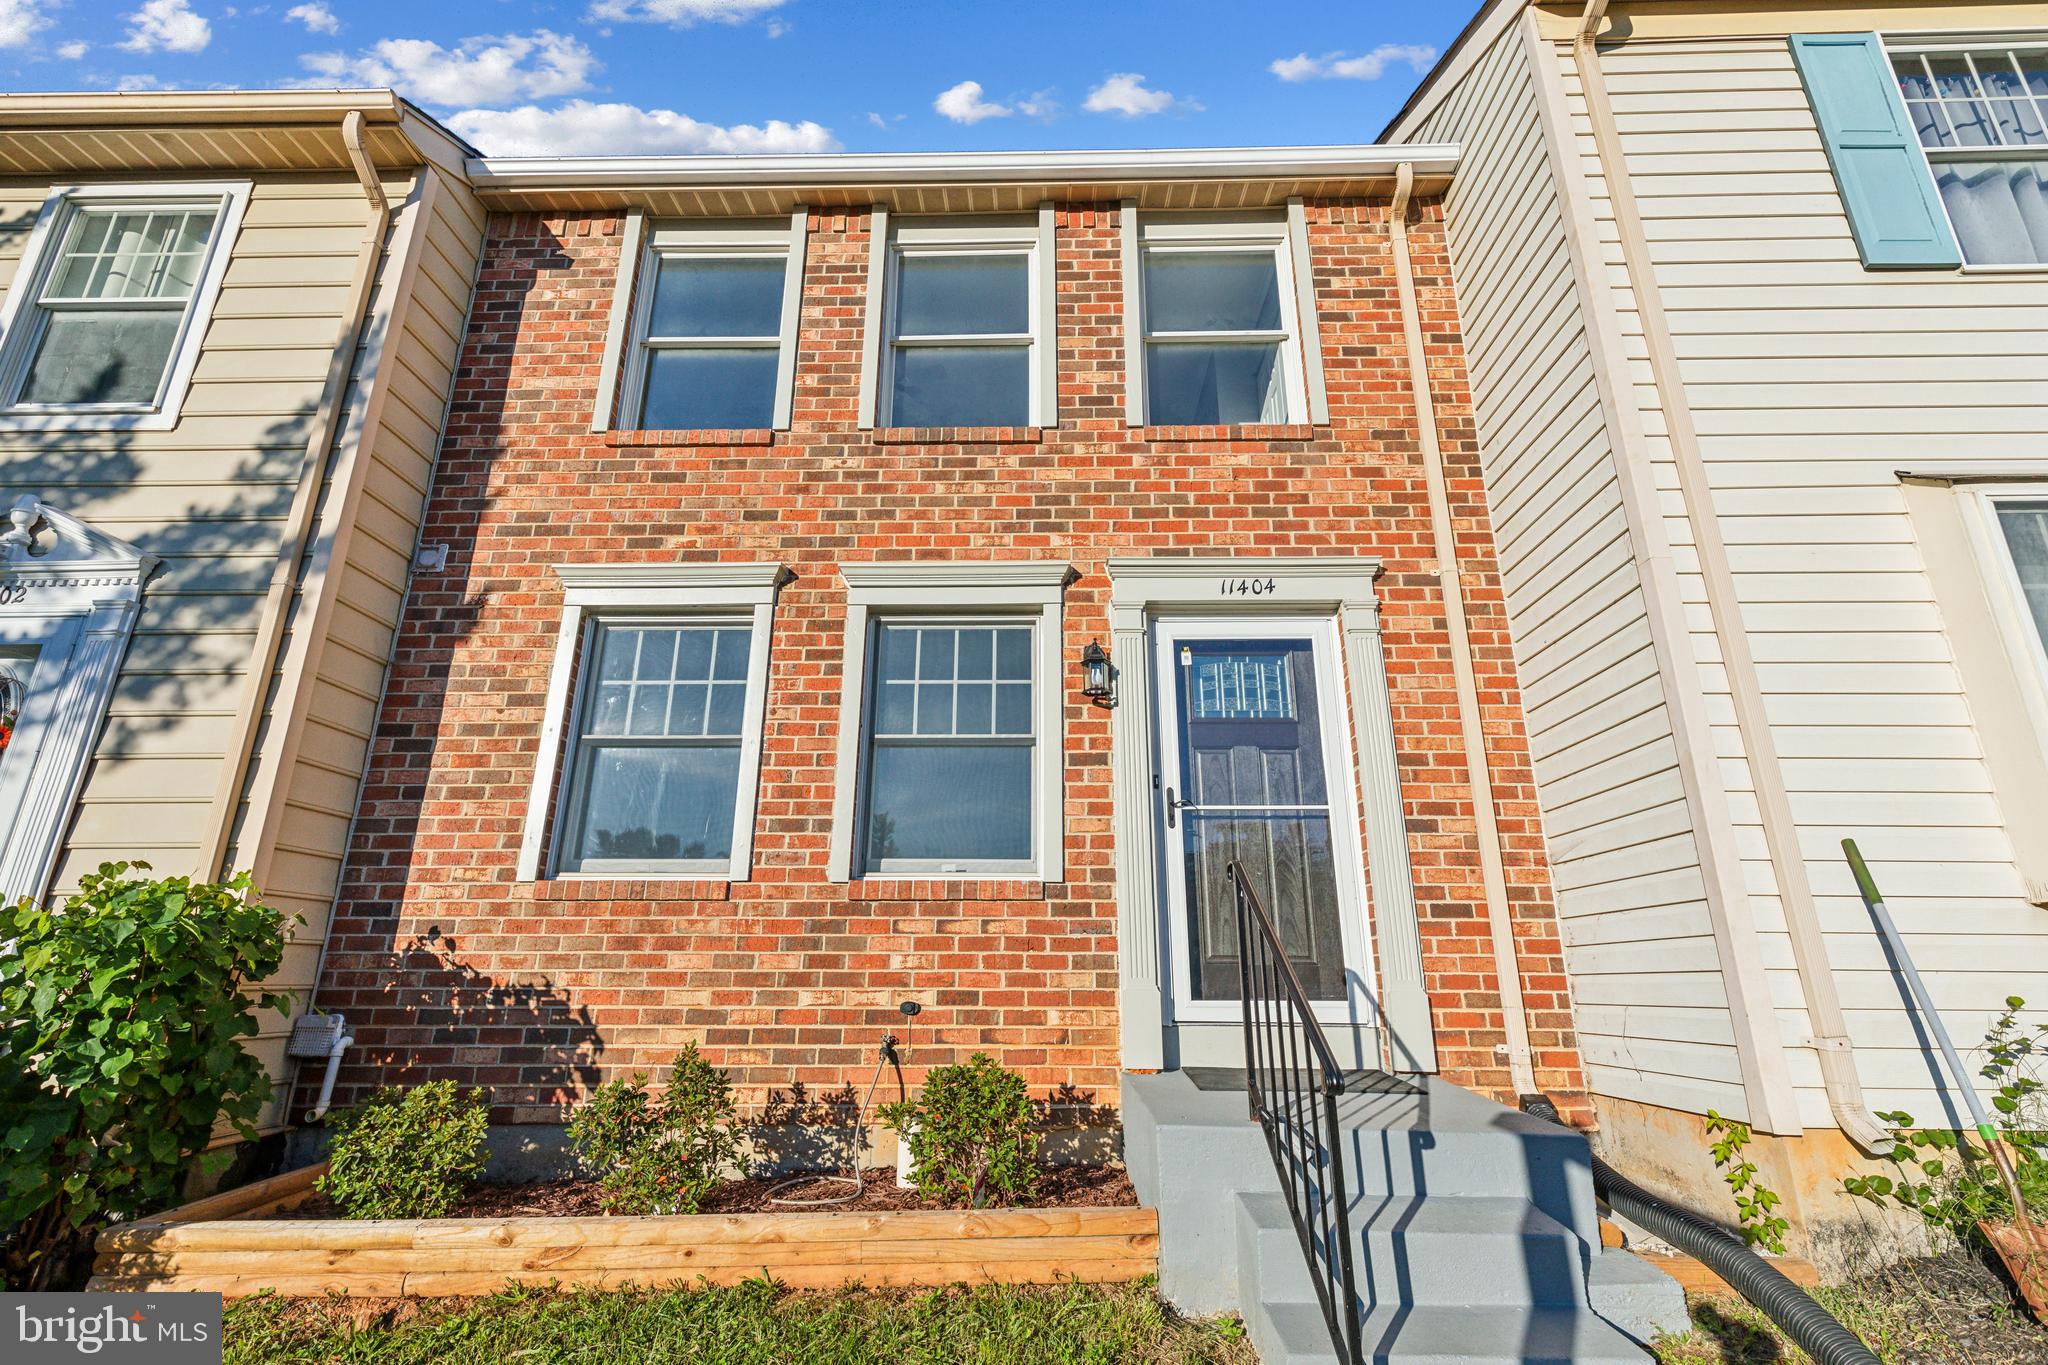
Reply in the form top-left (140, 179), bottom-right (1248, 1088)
top-left (882, 1053), bottom-right (1041, 1208)
top-left (0, 862), bottom-right (294, 1290)
top-left (320, 1081), bottom-right (489, 1219)
top-left (568, 1042), bottom-right (740, 1214)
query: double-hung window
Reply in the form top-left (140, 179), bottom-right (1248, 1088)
top-left (865, 212), bottom-right (1055, 429)
top-left (0, 182), bottom-right (248, 428)
top-left (828, 562), bottom-right (1071, 881)
top-left (1890, 39), bottom-right (2048, 265)
top-left (519, 564), bottom-right (785, 881)
top-left (1130, 213), bottom-right (1314, 426)
top-left (614, 216), bottom-right (806, 430)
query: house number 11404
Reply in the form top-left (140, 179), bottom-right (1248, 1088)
top-left (1220, 577), bottom-right (1277, 597)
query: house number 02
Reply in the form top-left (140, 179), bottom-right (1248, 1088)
top-left (0, 583), bottom-right (26, 605)
top-left (1220, 577), bottom-right (1277, 597)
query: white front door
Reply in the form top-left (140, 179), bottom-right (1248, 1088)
top-left (1154, 617), bottom-right (1377, 1028)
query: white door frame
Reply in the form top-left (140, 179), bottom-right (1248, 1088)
top-left (1152, 615), bottom-right (1378, 1029)
top-left (1105, 557), bottom-right (1439, 1074)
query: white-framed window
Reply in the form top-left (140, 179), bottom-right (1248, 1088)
top-left (1888, 37), bottom-right (2048, 265)
top-left (0, 182), bottom-right (249, 430)
top-left (827, 561), bottom-right (1073, 881)
top-left (1124, 208), bottom-right (1323, 427)
top-left (1973, 484), bottom-right (2048, 676)
top-left (611, 214), bottom-right (807, 431)
top-left (860, 209), bottom-right (1056, 429)
top-left (517, 563), bottom-right (787, 881)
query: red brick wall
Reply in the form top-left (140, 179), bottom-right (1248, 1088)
top-left (304, 199), bottom-right (1591, 1126)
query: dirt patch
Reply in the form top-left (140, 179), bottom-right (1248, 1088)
top-left (279, 1165), bottom-right (1135, 1220)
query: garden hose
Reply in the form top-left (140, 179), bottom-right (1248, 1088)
top-left (766, 1034), bottom-right (901, 1209)
top-left (1519, 1095), bottom-right (1881, 1365)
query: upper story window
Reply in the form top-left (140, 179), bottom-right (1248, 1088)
top-left (1127, 212), bottom-right (1319, 426)
top-left (0, 182), bottom-right (248, 430)
top-left (862, 210), bottom-right (1056, 430)
top-left (613, 216), bottom-right (806, 431)
top-left (1891, 41), bottom-right (2048, 264)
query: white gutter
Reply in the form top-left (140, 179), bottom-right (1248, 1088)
top-left (1388, 162), bottom-right (1539, 1099)
top-left (465, 143), bottom-right (1461, 191)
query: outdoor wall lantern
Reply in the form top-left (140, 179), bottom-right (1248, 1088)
top-left (1079, 640), bottom-right (1113, 704)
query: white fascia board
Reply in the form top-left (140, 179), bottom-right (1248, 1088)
top-left (467, 144), bottom-right (1462, 192)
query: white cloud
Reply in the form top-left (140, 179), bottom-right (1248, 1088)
top-left (56, 38), bottom-right (87, 58)
top-left (0, 0), bottom-right (52, 50)
top-left (587, 0), bottom-right (785, 26)
top-left (116, 72), bottom-right (171, 90)
top-left (1269, 44), bottom-right (1437, 83)
top-left (446, 100), bottom-right (837, 157)
top-left (284, 2), bottom-right (337, 34)
top-left (298, 31), bottom-right (595, 108)
top-left (1083, 72), bottom-right (1195, 117)
top-left (933, 79), bottom-right (1009, 125)
top-left (1016, 89), bottom-right (1058, 120)
top-left (120, 0), bottom-right (211, 53)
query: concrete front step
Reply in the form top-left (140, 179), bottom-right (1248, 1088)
top-left (1234, 1189), bottom-right (1594, 1309)
top-left (1251, 1299), bottom-right (1651, 1365)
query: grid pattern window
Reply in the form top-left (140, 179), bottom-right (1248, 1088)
top-left (557, 620), bottom-right (754, 874)
top-left (861, 621), bottom-right (1035, 871)
top-left (882, 227), bottom-right (1037, 428)
top-left (1137, 218), bottom-right (1308, 425)
top-left (1891, 42), bottom-right (2048, 264)
top-left (1, 192), bottom-right (239, 415)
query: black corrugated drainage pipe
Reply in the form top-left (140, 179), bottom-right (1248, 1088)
top-left (1519, 1095), bottom-right (1880, 1365)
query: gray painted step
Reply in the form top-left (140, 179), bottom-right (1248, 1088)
top-left (1235, 1189), bottom-right (1593, 1309)
top-left (1587, 1249), bottom-right (1690, 1347)
top-left (1253, 1300), bottom-right (1650, 1365)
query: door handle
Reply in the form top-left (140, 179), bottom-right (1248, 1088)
top-left (1165, 787), bottom-right (1194, 828)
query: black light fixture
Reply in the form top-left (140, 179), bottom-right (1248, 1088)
top-left (1079, 640), bottom-right (1112, 703)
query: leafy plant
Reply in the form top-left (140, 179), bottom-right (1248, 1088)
top-left (1704, 1109), bottom-right (1790, 1254)
top-left (882, 1053), bottom-right (1041, 1208)
top-left (567, 1042), bottom-right (740, 1214)
top-left (320, 1081), bottom-right (490, 1219)
top-left (1843, 997), bottom-right (2048, 1239)
top-left (0, 862), bottom-right (294, 1290)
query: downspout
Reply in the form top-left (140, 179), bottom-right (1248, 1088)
top-left (1571, 0), bottom-right (1887, 1151)
top-left (196, 110), bottom-right (391, 879)
top-left (1387, 162), bottom-right (1539, 1098)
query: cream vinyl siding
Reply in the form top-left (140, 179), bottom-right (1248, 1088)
top-left (1552, 32), bottom-right (2048, 1126)
top-left (0, 162), bottom-right (485, 1130)
top-left (1414, 27), bottom-right (1748, 1117)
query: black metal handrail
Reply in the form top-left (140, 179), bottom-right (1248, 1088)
top-left (1229, 859), bottom-right (1362, 1365)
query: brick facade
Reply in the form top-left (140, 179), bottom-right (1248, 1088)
top-left (303, 197), bottom-right (1591, 1127)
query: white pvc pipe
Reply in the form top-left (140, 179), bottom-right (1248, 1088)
top-left (307, 1030), bottom-right (355, 1123)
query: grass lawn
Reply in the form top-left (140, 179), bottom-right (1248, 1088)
top-left (222, 1278), bottom-right (1255, 1365)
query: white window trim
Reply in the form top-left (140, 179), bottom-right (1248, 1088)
top-left (0, 496), bottom-right (157, 906)
top-left (0, 181), bottom-right (250, 432)
top-left (1963, 481), bottom-right (2048, 739)
top-left (1122, 207), bottom-right (1320, 428)
top-left (827, 561), bottom-right (1073, 882)
top-left (601, 211), bottom-right (808, 432)
top-left (517, 562), bottom-right (788, 882)
top-left (859, 208), bottom-right (1056, 430)
top-left (1880, 31), bottom-right (2048, 275)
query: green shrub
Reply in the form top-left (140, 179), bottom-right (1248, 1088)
top-left (882, 1053), bottom-right (1041, 1208)
top-left (0, 862), bottom-right (294, 1290)
top-left (320, 1081), bottom-right (490, 1219)
top-left (1843, 996), bottom-right (2048, 1240)
top-left (567, 1042), bottom-right (740, 1214)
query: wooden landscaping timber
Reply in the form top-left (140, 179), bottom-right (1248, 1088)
top-left (88, 1204), bottom-right (1160, 1298)
top-left (1641, 1250), bottom-right (1820, 1296)
top-left (154, 1163), bottom-right (330, 1225)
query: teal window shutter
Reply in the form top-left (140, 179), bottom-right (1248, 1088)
top-left (1789, 33), bottom-right (1961, 269)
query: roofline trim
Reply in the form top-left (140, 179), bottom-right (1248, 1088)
top-left (465, 143), bottom-right (1462, 192)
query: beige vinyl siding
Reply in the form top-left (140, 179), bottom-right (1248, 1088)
top-left (1555, 32), bottom-right (2048, 1127)
top-left (0, 160), bottom-right (484, 1130)
top-left (1414, 27), bottom-right (1749, 1117)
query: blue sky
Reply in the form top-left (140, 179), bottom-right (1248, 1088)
top-left (0, 1), bottom-right (1464, 156)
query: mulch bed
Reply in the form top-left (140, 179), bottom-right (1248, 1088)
top-left (278, 1165), bottom-right (1135, 1220)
